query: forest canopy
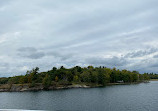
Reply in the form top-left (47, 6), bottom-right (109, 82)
top-left (0, 66), bottom-right (151, 87)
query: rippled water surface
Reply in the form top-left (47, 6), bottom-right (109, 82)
top-left (0, 81), bottom-right (158, 111)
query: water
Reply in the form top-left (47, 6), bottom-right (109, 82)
top-left (0, 81), bottom-right (158, 111)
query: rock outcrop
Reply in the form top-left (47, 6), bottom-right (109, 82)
top-left (0, 84), bottom-right (91, 92)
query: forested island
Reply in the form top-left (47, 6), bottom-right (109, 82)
top-left (0, 66), bottom-right (153, 92)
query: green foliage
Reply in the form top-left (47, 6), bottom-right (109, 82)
top-left (73, 75), bottom-right (79, 82)
top-left (55, 76), bottom-right (58, 82)
top-left (29, 81), bottom-right (35, 88)
top-left (80, 71), bottom-right (91, 82)
top-left (27, 67), bottom-right (39, 83)
top-left (148, 73), bottom-right (158, 79)
top-left (91, 71), bottom-right (98, 83)
top-left (42, 74), bottom-right (51, 89)
top-left (0, 77), bottom-right (9, 84)
top-left (0, 66), bottom-right (152, 87)
top-left (58, 80), bottom-right (71, 86)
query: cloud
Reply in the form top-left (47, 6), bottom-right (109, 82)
top-left (18, 47), bottom-right (37, 52)
top-left (46, 51), bottom-right (75, 61)
top-left (26, 52), bottom-right (45, 59)
top-left (0, 62), bottom-right (10, 69)
top-left (125, 48), bottom-right (158, 58)
top-left (152, 53), bottom-right (158, 58)
top-left (17, 47), bottom-right (45, 59)
top-left (0, 0), bottom-right (158, 76)
top-left (86, 56), bottom-right (128, 67)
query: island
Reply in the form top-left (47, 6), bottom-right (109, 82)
top-left (0, 66), bottom-right (151, 92)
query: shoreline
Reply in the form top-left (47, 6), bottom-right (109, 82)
top-left (150, 79), bottom-right (158, 81)
top-left (0, 81), bottom-right (150, 92)
top-left (0, 83), bottom-right (102, 92)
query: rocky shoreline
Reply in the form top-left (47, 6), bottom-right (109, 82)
top-left (0, 84), bottom-right (93, 92)
top-left (0, 81), bottom-right (149, 92)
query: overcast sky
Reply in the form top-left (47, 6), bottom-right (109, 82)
top-left (0, 0), bottom-right (158, 76)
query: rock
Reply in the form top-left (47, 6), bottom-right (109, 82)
top-left (68, 84), bottom-right (90, 88)
top-left (10, 84), bottom-right (23, 92)
top-left (0, 83), bottom-right (91, 92)
top-left (0, 88), bottom-right (9, 92)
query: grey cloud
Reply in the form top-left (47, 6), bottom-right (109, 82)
top-left (0, 62), bottom-right (9, 68)
top-left (86, 56), bottom-right (128, 67)
top-left (26, 52), bottom-right (45, 59)
top-left (125, 48), bottom-right (158, 58)
top-left (47, 51), bottom-right (74, 61)
top-left (17, 47), bottom-right (74, 60)
top-left (0, 1), bottom-right (11, 6)
top-left (18, 47), bottom-right (37, 52)
top-left (0, 0), bottom-right (158, 76)
top-left (150, 63), bottom-right (158, 68)
top-left (153, 54), bottom-right (158, 58)
top-left (17, 47), bottom-right (45, 59)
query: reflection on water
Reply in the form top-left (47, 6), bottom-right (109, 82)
top-left (0, 81), bottom-right (158, 111)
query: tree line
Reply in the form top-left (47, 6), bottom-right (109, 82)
top-left (0, 66), bottom-right (151, 88)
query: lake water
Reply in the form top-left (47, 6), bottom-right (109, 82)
top-left (0, 81), bottom-right (158, 111)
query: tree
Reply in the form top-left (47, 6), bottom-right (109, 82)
top-left (0, 65), bottom-right (151, 89)
top-left (91, 71), bottom-right (98, 83)
top-left (55, 76), bottom-right (58, 82)
top-left (73, 75), bottom-right (79, 82)
top-left (52, 67), bottom-right (57, 71)
top-left (27, 67), bottom-right (39, 83)
top-left (143, 73), bottom-right (150, 81)
top-left (19, 76), bottom-right (25, 84)
top-left (80, 71), bottom-right (91, 82)
top-left (42, 74), bottom-right (51, 89)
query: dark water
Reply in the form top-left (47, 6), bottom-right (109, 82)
top-left (0, 81), bottom-right (158, 111)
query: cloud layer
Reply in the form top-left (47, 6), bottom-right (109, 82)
top-left (0, 0), bottom-right (158, 76)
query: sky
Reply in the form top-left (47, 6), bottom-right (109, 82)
top-left (0, 0), bottom-right (158, 77)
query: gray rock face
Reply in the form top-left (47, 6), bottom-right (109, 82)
top-left (0, 84), bottom-right (43, 92)
top-left (68, 85), bottom-right (90, 88)
top-left (0, 89), bottom-right (8, 92)
top-left (0, 84), bottom-right (91, 92)
top-left (10, 85), bottom-right (23, 92)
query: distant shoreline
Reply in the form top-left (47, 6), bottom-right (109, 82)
top-left (0, 83), bottom-right (100, 92)
top-left (150, 79), bottom-right (158, 81)
top-left (0, 81), bottom-right (150, 92)
top-left (0, 66), bottom-right (151, 92)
